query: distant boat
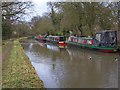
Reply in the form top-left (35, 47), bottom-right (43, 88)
top-left (35, 35), bottom-right (67, 48)
top-left (67, 30), bottom-right (119, 53)
top-left (35, 35), bottom-right (46, 42)
top-left (45, 36), bottom-right (67, 48)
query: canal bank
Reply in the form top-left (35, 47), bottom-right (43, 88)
top-left (2, 40), bottom-right (44, 88)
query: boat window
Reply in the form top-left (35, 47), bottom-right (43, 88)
top-left (59, 37), bottom-right (66, 41)
top-left (109, 32), bottom-right (117, 46)
top-left (109, 32), bottom-right (115, 38)
top-left (95, 34), bottom-right (101, 42)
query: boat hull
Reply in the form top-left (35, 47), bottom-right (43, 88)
top-left (67, 41), bottom-right (118, 53)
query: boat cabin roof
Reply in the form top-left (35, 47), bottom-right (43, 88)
top-left (47, 36), bottom-right (65, 38)
top-left (96, 30), bottom-right (116, 34)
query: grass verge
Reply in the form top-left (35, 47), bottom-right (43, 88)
top-left (2, 40), bottom-right (44, 88)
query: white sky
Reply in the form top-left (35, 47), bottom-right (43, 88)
top-left (32, 1), bottom-right (48, 16)
top-left (23, 0), bottom-right (58, 21)
top-left (32, 0), bottom-right (57, 16)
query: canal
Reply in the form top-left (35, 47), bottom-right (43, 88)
top-left (21, 39), bottom-right (119, 88)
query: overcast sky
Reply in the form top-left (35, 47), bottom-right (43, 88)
top-left (23, 0), bottom-right (57, 21)
top-left (32, 0), bottom-right (50, 16)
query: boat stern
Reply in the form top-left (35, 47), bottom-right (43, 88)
top-left (58, 41), bottom-right (67, 48)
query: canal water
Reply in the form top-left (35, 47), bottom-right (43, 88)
top-left (21, 39), bottom-right (119, 88)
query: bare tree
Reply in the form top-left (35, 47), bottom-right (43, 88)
top-left (2, 1), bottom-right (33, 39)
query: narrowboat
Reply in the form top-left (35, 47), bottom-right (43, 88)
top-left (67, 30), bottom-right (119, 53)
top-left (34, 35), bottom-right (46, 42)
top-left (45, 36), bottom-right (67, 48)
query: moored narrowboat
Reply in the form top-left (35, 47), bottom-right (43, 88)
top-left (45, 36), bottom-right (67, 48)
top-left (67, 30), bottom-right (119, 53)
top-left (34, 35), bottom-right (46, 42)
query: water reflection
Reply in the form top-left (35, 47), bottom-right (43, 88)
top-left (46, 44), bottom-right (59, 52)
top-left (21, 40), bottom-right (119, 88)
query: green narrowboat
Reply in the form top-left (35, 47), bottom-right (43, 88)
top-left (67, 30), bottom-right (119, 53)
